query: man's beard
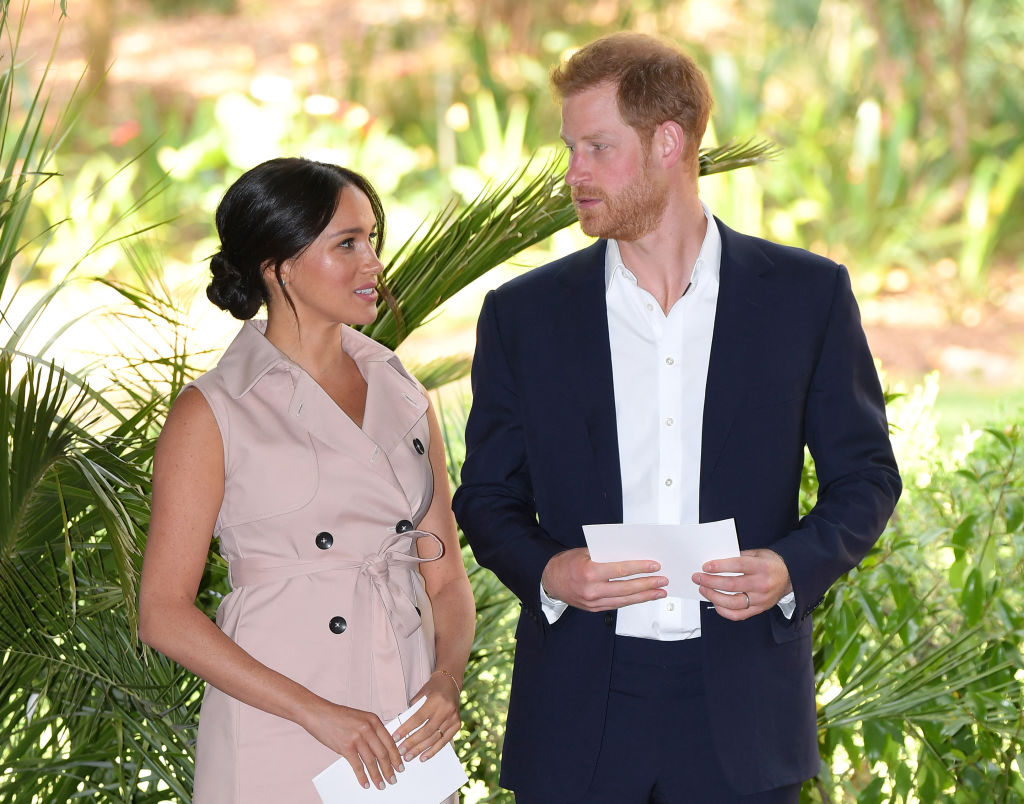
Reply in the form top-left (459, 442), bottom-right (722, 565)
top-left (571, 159), bottom-right (667, 241)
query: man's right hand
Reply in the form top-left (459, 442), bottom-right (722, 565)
top-left (540, 548), bottom-right (668, 611)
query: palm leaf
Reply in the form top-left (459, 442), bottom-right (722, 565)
top-left (364, 138), bottom-right (778, 354)
top-left (0, 356), bottom-right (194, 801)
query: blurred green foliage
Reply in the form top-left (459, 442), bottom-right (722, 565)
top-left (3, 1), bottom-right (1023, 803)
top-left (15, 0), bottom-right (1024, 309)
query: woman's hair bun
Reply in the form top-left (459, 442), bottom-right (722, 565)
top-left (207, 251), bottom-right (265, 320)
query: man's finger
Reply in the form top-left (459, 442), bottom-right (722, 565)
top-left (603, 559), bottom-right (662, 578)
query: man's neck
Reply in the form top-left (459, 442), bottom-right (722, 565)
top-left (617, 195), bottom-right (709, 313)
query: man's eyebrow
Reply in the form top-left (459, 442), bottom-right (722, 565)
top-left (560, 130), bottom-right (614, 142)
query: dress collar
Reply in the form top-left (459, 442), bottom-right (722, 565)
top-left (216, 319), bottom-right (417, 400)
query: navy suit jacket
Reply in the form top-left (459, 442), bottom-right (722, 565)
top-left (452, 219), bottom-right (901, 797)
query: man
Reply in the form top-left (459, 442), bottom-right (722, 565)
top-left (452, 32), bottom-right (901, 804)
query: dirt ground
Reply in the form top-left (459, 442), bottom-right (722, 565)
top-left (15, 1), bottom-right (1024, 393)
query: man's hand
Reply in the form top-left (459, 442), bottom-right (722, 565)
top-left (541, 548), bottom-right (668, 612)
top-left (691, 548), bottom-right (792, 621)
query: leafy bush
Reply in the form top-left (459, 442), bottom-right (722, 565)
top-left (806, 409), bottom-right (1024, 802)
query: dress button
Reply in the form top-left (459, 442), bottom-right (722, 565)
top-left (315, 531), bottom-right (334, 550)
top-left (395, 519), bottom-right (414, 533)
top-left (412, 438), bottom-right (425, 455)
top-left (329, 616), bottom-right (348, 634)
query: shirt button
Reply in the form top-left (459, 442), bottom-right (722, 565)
top-left (315, 531), bottom-right (334, 550)
top-left (665, 357), bottom-right (675, 366)
top-left (396, 519), bottom-right (414, 534)
top-left (665, 478), bottom-right (673, 487)
top-left (646, 303), bottom-right (654, 312)
top-left (665, 418), bottom-right (674, 426)
top-left (412, 438), bottom-right (425, 455)
top-left (328, 616), bottom-right (347, 634)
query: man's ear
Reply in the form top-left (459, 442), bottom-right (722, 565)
top-left (653, 121), bottom-right (686, 169)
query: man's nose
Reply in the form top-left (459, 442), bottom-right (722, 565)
top-left (565, 151), bottom-right (586, 186)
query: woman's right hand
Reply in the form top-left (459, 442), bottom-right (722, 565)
top-left (302, 699), bottom-right (405, 791)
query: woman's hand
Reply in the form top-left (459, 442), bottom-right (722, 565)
top-left (301, 699), bottom-right (405, 791)
top-left (391, 671), bottom-right (462, 762)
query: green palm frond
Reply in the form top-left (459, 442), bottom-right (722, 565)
top-left (365, 137), bottom-right (777, 361)
top-left (0, 4), bottom-right (83, 299)
top-left (698, 138), bottom-right (781, 176)
top-left (363, 155), bottom-right (577, 350)
top-left (406, 354), bottom-right (473, 392)
top-left (0, 355), bottom-right (193, 800)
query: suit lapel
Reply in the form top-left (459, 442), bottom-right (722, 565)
top-left (552, 241), bottom-right (623, 524)
top-left (701, 220), bottom-right (769, 497)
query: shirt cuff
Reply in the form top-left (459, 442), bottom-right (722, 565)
top-left (776, 591), bottom-right (796, 619)
top-left (540, 581), bottom-right (569, 623)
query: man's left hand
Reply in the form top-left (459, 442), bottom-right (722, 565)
top-left (691, 549), bottom-right (792, 621)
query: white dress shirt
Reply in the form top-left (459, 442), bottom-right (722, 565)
top-left (542, 204), bottom-right (794, 637)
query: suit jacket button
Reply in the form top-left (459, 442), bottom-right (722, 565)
top-left (396, 519), bottom-right (414, 533)
top-left (604, 612), bottom-right (615, 627)
top-left (412, 438), bottom-right (425, 454)
top-left (315, 531), bottom-right (334, 550)
top-left (329, 616), bottom-right (348, 634)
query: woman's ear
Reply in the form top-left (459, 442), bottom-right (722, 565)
top-left (263, 259), bottom-right (287, 291)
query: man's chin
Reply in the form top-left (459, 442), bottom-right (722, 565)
top-left (576, 212), bottom-right (606, 238)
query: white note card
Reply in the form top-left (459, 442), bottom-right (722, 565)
top-left (313, 697), bottom-right (467, 803)
top-left (583, 518), bottom-right (741, 600)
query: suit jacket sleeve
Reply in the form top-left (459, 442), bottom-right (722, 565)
top-left (771, 264), bottom-right (902, 621)
top-left (452, 290), bottom-right (564, 615)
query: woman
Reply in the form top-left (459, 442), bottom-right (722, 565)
top-left (139, 157), bottom-right (475, 802)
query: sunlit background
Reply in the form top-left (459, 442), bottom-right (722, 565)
top-left (10, 0), bottom-right (1024, 443)
top-left (3, 2), bottom-right (1024, 801)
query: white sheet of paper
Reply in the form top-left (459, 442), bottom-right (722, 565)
top-left (313, 697), bottom-right (467, 804)
top-left (583, 518), bottom-right (741, 601)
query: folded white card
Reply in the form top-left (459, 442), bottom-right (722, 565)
top-left (583, 518), bottom-right (741, 601)
top-left (313, 697), bottom-right (467, 803)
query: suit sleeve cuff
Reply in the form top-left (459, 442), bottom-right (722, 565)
top-left (540, 581), bottom-right (569, 623)
top-left (776, 591), bottom-right (796, 619)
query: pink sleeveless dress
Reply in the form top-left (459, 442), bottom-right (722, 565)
top-left (188, 320), bottom-right (448, 802)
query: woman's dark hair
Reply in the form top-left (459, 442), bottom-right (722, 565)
top-left (207, 157), bottom-right (387, 320)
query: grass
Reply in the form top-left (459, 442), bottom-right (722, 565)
top-left (932, 382), bottom-right (1024, 445)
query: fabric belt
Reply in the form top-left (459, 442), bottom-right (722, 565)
top-left (227, 529), bottom-right (443, 639)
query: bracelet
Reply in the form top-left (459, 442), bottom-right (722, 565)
top-left (433, 668), bottom-right (461, 693)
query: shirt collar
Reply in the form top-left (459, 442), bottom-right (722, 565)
top-left (604, 201), bottom-right (722, 293)
top-left (216, 319), bottom-right (415, 399)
